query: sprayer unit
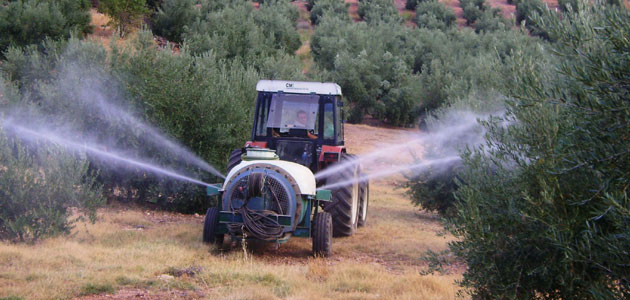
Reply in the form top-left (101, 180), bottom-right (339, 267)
top-left (204, 80), bottom-right (370, 257)
top-left (204, 148), bottom-right (334, 256)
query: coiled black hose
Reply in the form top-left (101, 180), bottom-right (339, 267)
top-left (227, 172), bottom-right (285, 241)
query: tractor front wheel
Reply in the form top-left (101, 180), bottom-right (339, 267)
top-left (203, 207), bottom-right (224, 246)
top-left (325, 154), bottom-right (360, 237)
top-left (312, 212), bottom-right (332, 257)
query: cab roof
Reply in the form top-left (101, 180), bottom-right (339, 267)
top-left (256, 80), bottom-right (342, 96)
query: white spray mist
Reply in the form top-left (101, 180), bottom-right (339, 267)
top-left (58, 64), bottom-right (225, 179)
top-left (1, 57), bottom-right (225, 189)
top-left (3, 121), bottom-right (213, 187)
top-left (317, 109), bottom-right (498, 190)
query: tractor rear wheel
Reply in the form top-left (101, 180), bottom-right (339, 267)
top-left (325, 154), bottom-right (360, 237)
top-left (226, 148), bottom-right (243, 174)
top-left (203, 207), bottom-right (224, 246)
top-left (312, 212), bottom-right (332, 257)
top-left (358, 179), bottom-right (369, 227)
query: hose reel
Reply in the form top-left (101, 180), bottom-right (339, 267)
top-left (226, 171), bottom-right (293, 241)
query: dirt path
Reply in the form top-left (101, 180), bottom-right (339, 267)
top-left (291, 0), bottom-right (312, 31)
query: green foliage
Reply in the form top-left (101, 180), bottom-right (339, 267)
top-left (405, 0), bottom-right (421, 10)
top-left (408, 163), bottom-right (462, 217)
top-left (310, 0), bottom-right (350, 25)
top-left (98, 0), bottom-right (148, 36)
top-left (606, 0), bottom-right (623, 5)
top-left (0, 127), bottom-right (104, 242)
top-left (149, 0), bottom-right (239, 43)
top-left (306, 0), bottom-right (316, 11)
top-left (333, 50), bottom-right (422, 125)
top-left (473, 8), bottom-right (510, 33)
top-left (515, 0), bottom-right (542, 24)
top-left (312, 8), bottom-right (540, 125)
top-left (1, 38), bottom-right (161, 210)
top-left (311, 18), bottom-right (423, 124)
top-left (0, 0), bottom-right (92, 56)
top-left (415, 0), bottom-right (457, 30)
top-left (81, 282), bottom-right (115, 295)
top-left (357, 0), bottom-right (403, 24)
top-left (557, 0), bottom-right (578, 11)
top-left (56, 0), bottom-right (93, 35)
top-left (110, 30), bottom-right (260, 179)
top-left (145, 0), bottom-right (162, 11)
top-left (183, 1), bottom-right (300, 64)
top-left (461, 3), bottom-right (482, 25)
top-left (253, 1), bottom-right (300, 53)
top-left (458, 0), bottom-right (510, 32)
top-left (407, 90), bottom-right (507, 217)
top-left (514, 0), bottom-right (545, 32)
top-left (1, 36), bottom-right (238, 213)
top-left (151, 0), bottom-right (200, 43)
top-left (516, 0), bottom-right (554, 39)
top-left (448, 4), bottom-right (630, 298)
top-left (459, 0), bottom-right (491, 26)
top-left (0, 74), bottom-right (20, 109)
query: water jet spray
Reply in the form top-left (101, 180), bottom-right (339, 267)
top-left (3, 121), bottom-right (214, 188)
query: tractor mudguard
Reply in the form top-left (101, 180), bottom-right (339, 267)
top-left (319, 145), bottom-right (344, 163)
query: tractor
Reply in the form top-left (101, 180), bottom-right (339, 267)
top-left (203, 80), bottom-right (369, 257)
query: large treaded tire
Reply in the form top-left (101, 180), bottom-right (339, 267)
top-left (203, 207), bottom-right (223, 246)
top-left (358, 179), bottom-right (369, 227)
top-left (312, 212), bottom-right (332, 257)
top-left (324, 153), bottom-right (360, 237)
top-left (226, 148), bottom-right (243, 174)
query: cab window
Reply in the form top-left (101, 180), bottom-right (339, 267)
top-left (336, 98), bottom-right (344, 141)
top-left (255, 95), bottom-right (270, 137)
top-left (323, 103), bottom-right (335, 139)
top-left (267, 93), bottom-right (319, 131)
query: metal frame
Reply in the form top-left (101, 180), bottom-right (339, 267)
top-left (256, 80), bottom-right (342, 96)
top-left (211, 190), bottom-right (331, 243)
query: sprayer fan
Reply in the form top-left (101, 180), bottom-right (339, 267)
top-left (228, 172), bottom-right (290, 215)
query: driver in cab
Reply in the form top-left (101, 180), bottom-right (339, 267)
top-left (292, 110), bottom-right (309, 128)
top-left (272, 110), bottom-right (318, 139)
top-left (292, 110), bottom-right (318, 139)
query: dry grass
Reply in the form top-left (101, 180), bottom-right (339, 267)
top-left (0, 206), bottom-right (458, 299)
top-left (0, 125), bottom-right (462, 300)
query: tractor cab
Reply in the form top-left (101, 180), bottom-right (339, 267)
top-left (245, 80), bottom-right (346, 173)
